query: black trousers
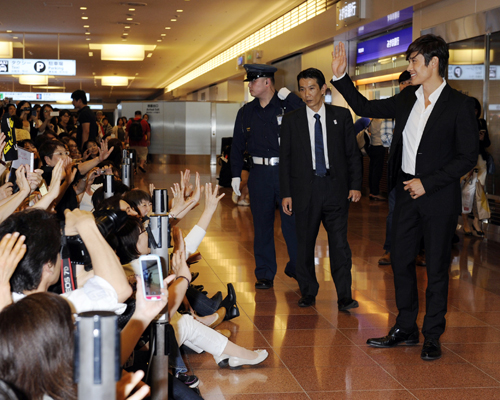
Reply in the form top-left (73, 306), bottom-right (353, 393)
top-left (367, 145), bottom-right (386, 195)
top-left (391, 174), bottom-right (457, 339)
top-left (295, 175), bottom-right (353, 301)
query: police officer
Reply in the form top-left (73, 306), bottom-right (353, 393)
top-left (231, 64), bottom-right (303, 289)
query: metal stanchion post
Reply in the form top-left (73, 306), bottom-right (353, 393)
top-left (74, 311), bottom-right (120, 399)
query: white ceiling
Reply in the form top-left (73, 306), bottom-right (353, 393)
top-left (0, 0), bottom-right (305, 104)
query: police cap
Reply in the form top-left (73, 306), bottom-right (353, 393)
top-left (244, 64), bottom-right (277, 82)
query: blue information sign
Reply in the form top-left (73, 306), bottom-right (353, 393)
top-left (356, 27), bottom-right (413, 64)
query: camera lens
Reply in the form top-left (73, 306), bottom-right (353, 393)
top-left (94, 208), bottom-right (128, 238)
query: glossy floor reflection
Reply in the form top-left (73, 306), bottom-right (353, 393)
top-left (139, 159), bottom-right (500, 400)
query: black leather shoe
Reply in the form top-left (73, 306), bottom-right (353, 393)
top-left (220, 283), bottom-right (236, 310)
top-left (192, 284), bottom-right (204, 292)
top-left (211, 291), bottom-right (222, 307)
top-left (338, 298), bottom-right (359, 312)
top-left (191, 272), bottom-right (200, 283)
top-left (298, 295), bottom-right (316, 307)
top-left (367, 326), bottom-right (419, 348)
top-left (255, 279), bottom-right (273, 289)
top-left (224, 304), bottom-right (240, 321)
top-left (421, 338), bottom-right (441, 361)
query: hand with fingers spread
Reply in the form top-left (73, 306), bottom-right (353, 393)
top-left (204, 182), bottom-right (225, 215)
top-left (331, 42), bottom-right (348, 79)
top-left (169, 182), bottom-right (196, 222)
top-left (99, 140), bottom-right (114, 162)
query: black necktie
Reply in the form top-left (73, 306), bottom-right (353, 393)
top-left (314, 114), bottom-right (326, 176)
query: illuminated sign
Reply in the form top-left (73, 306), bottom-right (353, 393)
top-left (0, 59), bottom-right (76, 76)
top-left (337, 0), bottom-right (366, 29)
top-left (339, 2), bottom-right (357, 21)
top-left (0, 92), bottom-right (89, 102)
top-left (448, 65), bottom-right (500, 80)
top-left (356, 27), bottom-right (413, 64)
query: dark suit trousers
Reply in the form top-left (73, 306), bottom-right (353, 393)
top-left (295, 174), bottom-right (353, 300)
top-left (391, 173), bottom-right (457, 339)
top-left (248, 165), bottom-right (298, 281)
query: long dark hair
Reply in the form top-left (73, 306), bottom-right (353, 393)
top-left (0, 293), bottom-right (76, 400)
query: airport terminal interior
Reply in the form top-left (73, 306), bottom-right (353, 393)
top-left (3, 0), bottom-right (500, 398)
top-left (138, 159), bottom-right (500, 399)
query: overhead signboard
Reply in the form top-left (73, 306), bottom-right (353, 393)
top-left (337, 0), bottom-right (366, 29)
top-left (356, 27), bottom-right (413, 64)
top-left (448, 65), bottom-right (500, 80)
top-left (0, 92), bottom-right (89, 102)
top-left (0, 59), bottom-right (76, 76)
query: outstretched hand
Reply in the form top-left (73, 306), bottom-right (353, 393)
top-left (332, 42), bottom-right (348, 78)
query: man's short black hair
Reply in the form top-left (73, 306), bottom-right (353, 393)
top-left (134, 110), bottom-right (142, 116)
top-left (406, 34), bottom-right (449, 78)
top-left (39, 140), bottom-right (65, 166)
top-left (297, 68), bottom-right (326, 88)
top-left (0, 209), bottom-right (61, 293)
top-left (71, 90), bottom-right (88, 105)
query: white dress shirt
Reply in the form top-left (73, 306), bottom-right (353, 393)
top-left (306, 103), bottom-right (330, 169)
top-left (402, 79), bottom-right (446, 175)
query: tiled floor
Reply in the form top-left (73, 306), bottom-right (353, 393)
top-left (140, 159), bottom-right (500, 399)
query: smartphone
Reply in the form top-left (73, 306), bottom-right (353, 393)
top-left (139, 254), bottom-right (164, 301)
top-left (31, 109), bottom-right (38, 117)
top-left (50, 111), bottom-right (59, 117)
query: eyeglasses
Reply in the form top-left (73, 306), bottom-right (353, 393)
top-left (51, 151), bottom-right (70, 156)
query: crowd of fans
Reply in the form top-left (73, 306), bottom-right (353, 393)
top-left (0, 100), bottom-right (259, 399)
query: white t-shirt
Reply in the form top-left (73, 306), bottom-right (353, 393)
top-left (12, 275), bottom-right (126, 315)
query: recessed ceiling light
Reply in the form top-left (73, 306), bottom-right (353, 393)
top-left (161, 33), bottom-right (166, 36)
top-left (157, 39), bottom-right (162, 42)
top-left (86, 38), bottom-right (91, 41)
top-left (83, 25), bottom-right (90, 28)
top-left (125, 26), bottom-right (131, 29)
top-left (123, 33), bottom-right (129, 36)
top-left (82, 16), bottom-right (88, 20)
top-left (80, 7), bottom-right (87, 10)
top-left (89, 52), bottom-right (93, 57)
top-left (147, 53), bottom-right (153, 58)
top-left (129, 8), bottom-right (135, 11)
top-left (6, 30), bottom-right (12, 33)
top-left (126, 17), bottom-right (133, 21)
top-left (165, 27), bottom-right (171, 29)
top-left (85, 32), bottom-right (90, 35)
top-left (122, 39), bottom-right (127, 41)
top-left (177, 9), bottom-right (183, 12)
top-left (12, 37), bottom-right (18, 39)
top-left (171, 18), bottom-right (177, 21)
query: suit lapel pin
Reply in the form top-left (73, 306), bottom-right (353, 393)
top-left (333, 119), bottom-right (337, 124)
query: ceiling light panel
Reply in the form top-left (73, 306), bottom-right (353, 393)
top-left (101, 76), bottom-right (128, 86)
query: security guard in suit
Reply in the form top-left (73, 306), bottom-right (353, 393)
top-left (231, 64), bottom-right (303, 289)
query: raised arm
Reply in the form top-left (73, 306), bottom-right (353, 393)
top-left (331, 42), bottom-right (399, 119)
top-left (64, 209), bottom-right (132, 302)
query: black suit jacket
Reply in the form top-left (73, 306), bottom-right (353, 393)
top-left (331, 74), bottom-right (478, 216)
top-left (279, 104), bottom-right (362, 212)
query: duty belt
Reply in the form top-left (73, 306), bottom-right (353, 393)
top-left (253, 157), bottom-right (279, 166)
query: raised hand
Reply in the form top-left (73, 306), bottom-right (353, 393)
top-left (332, 42), bottom-right (348, 78)
top-left (204, 182), bottom-right (225, 215)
